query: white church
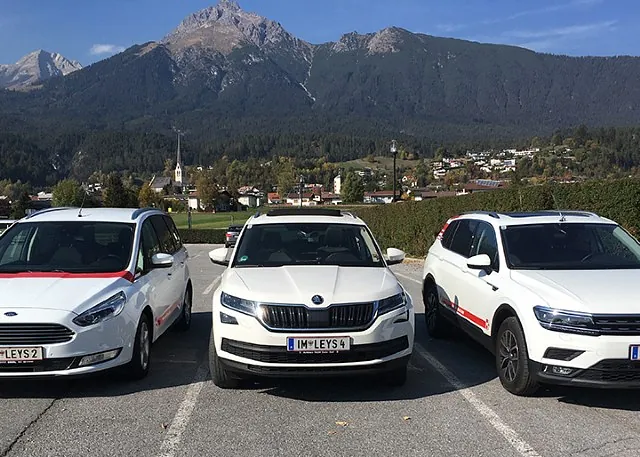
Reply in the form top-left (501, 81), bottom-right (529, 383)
top-left (149, 133), bottom-right (189, 194)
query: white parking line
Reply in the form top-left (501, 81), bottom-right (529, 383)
top-left (202, 275), bottom-right (222, 295)
top-left (415, 344), bottom-right (542, 457)
top-left (157, 361), bottom-right (209, 457)
top-left (393, 271), bottom-right (422, 285)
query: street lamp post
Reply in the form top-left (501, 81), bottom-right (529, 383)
top-left (391, 140), bottom-right (398, 202)
top-left (298, 175), bottom-right (304, 208)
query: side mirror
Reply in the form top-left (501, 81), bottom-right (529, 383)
top-left (209, 247), bottom-right (230, 266)
top-left (151, 253), bottom-right (174, 269)
top-left (467, 254), bottom-right (492, 271)
top-left (385, 247), bottom-right (406, 266)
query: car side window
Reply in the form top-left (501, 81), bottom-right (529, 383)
top-left (470, 221), bottom-right (500, 271)
top-left (441, 220), bottom-right (460, 250)
top-left (164, 215), bottom-right (183, 251)
top-left (449, 220), bottom-right (478, 258)
top-left (150, 215), bottom-right (177, 254)
top-left (137, 220), bottom-right (161, 274)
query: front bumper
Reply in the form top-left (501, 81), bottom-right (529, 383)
top-left (212, 300), bottom-right (415, 376)
top-left (0, 308), bottom-right (137, 378)
top-left (532, 359), bottom-right (640, 388)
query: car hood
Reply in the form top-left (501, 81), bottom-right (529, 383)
top-left (223, 266), bottom-right (402, 306)
top-left (0, 276), bottom-right (127, 314)
top-left (510, 269), bottom-right (640, 314)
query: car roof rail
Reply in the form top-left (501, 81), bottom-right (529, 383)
top-left (504, 210), bottom-right (599, 219)
top-left (24, 207), bottom-right (75, 219)
top-left (131, 207), bottom-right (161, 220)
top-left (266, 208), bottom-right (342, 217)
top-left (461, 211), bottom-right (501, 219)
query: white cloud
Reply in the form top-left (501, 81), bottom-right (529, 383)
top-left (436, 23), bottom-right (467, 33)
top-left (89, 44), bottom-right (126, 56)
top-left (482, 0), bottom-right (604, 25)
top-left (508, 21), bottom-right (617, 40)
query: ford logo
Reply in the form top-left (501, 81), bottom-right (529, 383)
top-left (311, 295), bottom-right (324, 305)
top-left (4, 312), bottom-right (17, 317)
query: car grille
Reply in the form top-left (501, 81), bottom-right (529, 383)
top-left (260, 303), bottom-right (375, 331)
top-left (0, 324), bottom-right (75, 345)
top-left (0, 357), bottom-right (76, 373)
top-left (575, 359), bottom-right (640, 384)
top-left (592, 315), bottom-right (640, 336)
top-left (221, 336), bottom-right (409, 364)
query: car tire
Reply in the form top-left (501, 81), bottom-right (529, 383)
top-left (174, 287), bottom-right (192, 332)
top-left (423, 281), bottom-right (451, 338)
top-left (383, 364), bottom-right (408, 387)
top-left (123, 313), bottom-right (152, 380)
top-left (495, 317), bottom-right (539, 396)
top-left (209, 330), bottom-right (239, 389)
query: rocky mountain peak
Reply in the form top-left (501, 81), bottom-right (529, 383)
top-left (0, 50), bottom-right (82, 89)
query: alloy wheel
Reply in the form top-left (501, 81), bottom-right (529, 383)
top-left (499, 329), bottom-right (519, 382)
top-left (139, 321), bottom-right (150, 370)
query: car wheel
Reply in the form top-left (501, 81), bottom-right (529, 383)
top-left (174, 287), bottom-right (192, 332)
top-left (423, 281), bottom-right (451, 338)
top-left (495, 317), bottom-right (539, 396)
top-left (208, 330), bottom-right (239, 389)
top-left (383, 364), bottom-right (408, 387)
top-left (124, 313), bottom-right (152, 380)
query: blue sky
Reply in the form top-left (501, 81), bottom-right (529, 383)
top-left (0, 0), bottom-right (636, 65)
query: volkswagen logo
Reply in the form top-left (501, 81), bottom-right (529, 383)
top-left (4, 312), bottom-right (17, 317)
top-left (311, 295), bottom-right (324, 305)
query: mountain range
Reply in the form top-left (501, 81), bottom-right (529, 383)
top-left (2, 0), bottom-right (640, 185)
top-left (0, 50), bottom-right (82, 89)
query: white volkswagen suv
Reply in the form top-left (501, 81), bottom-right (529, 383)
top-left (208, 208), bottom-right (415, 388)
top-left (0, 207), bottom-right (192, 379)
top-left (423, 210), bottom-right (640, 395)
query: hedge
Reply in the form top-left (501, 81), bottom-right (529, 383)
top-left (179, 228), bottom-right (226, 244)
top-left (354, 178), bottom-right (640, 257)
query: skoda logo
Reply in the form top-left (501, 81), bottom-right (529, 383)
top-left (311, 295), bottom-right (324, 305)
top-left (4, 312), bottom-right (17, 317)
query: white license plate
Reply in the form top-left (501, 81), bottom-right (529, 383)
top-left (286, 337), bottom-right (351, 353)
top-left (631, 345), bottom-right (640, 361)
top-left (0, 347), bottom-right (44, 362)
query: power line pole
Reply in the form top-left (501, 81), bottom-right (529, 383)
top-left (391, 140), bottom-right (398, 202)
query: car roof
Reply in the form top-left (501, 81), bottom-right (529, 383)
top-left (17, 207), bottom-right (166, 224)
top-left (247, 208), bottom-right (367, 226)
top-left (452, 210), bottom-right (616, 227)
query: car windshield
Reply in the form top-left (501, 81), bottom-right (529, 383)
top-left (0, 221), bottom-right (135, 273)
top-left (232, 222), bottom-right (384, 268)
top-left (502, 222), bottom-right (640, 270)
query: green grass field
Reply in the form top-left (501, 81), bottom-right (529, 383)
top-left (170, 211), bottom-right (254, 229)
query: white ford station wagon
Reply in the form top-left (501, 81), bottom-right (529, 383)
top-left (0, 207), bottom-right (192, 379)
top-left (208, 208), bottom-right (415, 388)
top-left (423, 210), bottom-right (640, 395)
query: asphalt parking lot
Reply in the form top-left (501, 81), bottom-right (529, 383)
top-left (2, 244), bottom-right (640, 457)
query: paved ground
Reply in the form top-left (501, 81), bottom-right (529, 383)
top-left (2, 245), bottom-right (640, 457)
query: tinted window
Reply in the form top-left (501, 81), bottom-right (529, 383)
top-left (150, 216), bottom-right (177, 254)
top-left (502, 222), bottom-right (640, 269)
top-left (232, 223), bottom-right (384, 268)
top-left (440, 220), bottom-right (459, 249)
top-left (0, 222), bottom-right (134, 273)
top-left (449, 220), bottom-right (479, 258)
top-left (470, 221), bottom-right (500, 271)
top-left (137, 220), bottom-right (162, 273)
top-left (165, 216), bottom-right (183, 250)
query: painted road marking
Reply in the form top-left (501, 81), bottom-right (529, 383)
top-left (393, 271), bottom-right (422, 285)
top-left (415, 344), bottom-right (542, 457)
top-left (202, 275), bottom-right (222, 295)
top-left (156, 361), bottom-right (209, 457)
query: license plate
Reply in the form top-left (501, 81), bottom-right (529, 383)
top-left (286, 337), bottom-right (351, 353)
top-left (0, 347), bottom-right (44, 363)
top-left (630, 345), bottom-right (640, 361)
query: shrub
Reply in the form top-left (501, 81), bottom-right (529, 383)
top-left (179, 229), bottom-right (226, 244)
top-left (354, 178), bottom-right (640, 257)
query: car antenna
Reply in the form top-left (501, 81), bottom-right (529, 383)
top-left (78, 190), bottom-right (87, 218)
top-left (550, 192), bottom-right (565, 222)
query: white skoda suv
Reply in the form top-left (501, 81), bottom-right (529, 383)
top-left (423, 210), bottom-right (640, 395)
top-left (208, 208), bottom-right (415, 388)
top-left (0, 207), bottom-right (192, 379)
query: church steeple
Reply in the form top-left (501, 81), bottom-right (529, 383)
top-left (174, 132), bottom-right (183, 186)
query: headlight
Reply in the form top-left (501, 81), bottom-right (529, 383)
top-left (221, 292), bottom-right (257, 316)
top-left (533, 306), bottom-right (599, 336)
top-left (73, 292), bottom-right (127, 327)
top-left (378, 292), bottom-right (407, 315)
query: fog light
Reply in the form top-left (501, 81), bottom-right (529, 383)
top-left (551, 366), bottom-right (573, 376)
top-left (220, 312), bottom-right (238, 325)
top-left (394, 310), bottom-right (410, 323)
top-left (79, 349), bottom-right (120, 367)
